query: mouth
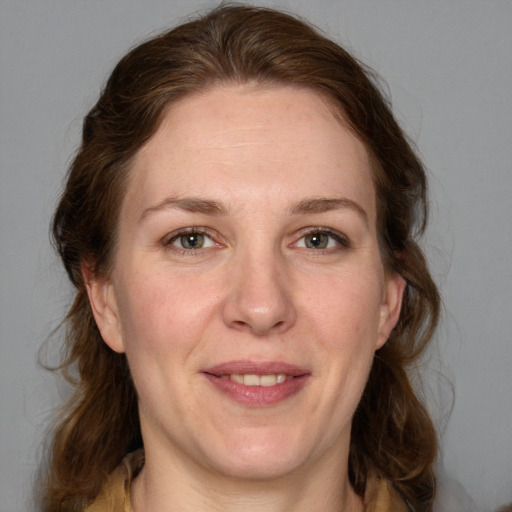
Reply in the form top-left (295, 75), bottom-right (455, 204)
top-left (216, 373), bottom-right (293, 386)
top-left (202, 361), bottom-right (310, 406)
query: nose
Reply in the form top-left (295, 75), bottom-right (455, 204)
top-left (221, 249), bottom-right (296, 336)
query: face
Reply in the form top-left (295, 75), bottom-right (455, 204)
top-left (86, 85), bottom-right (404, 482)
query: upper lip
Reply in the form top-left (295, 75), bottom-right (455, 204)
top-left (203, 360), bottom-right (310, 377)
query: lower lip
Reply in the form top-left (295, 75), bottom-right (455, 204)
top-left (203, 374), bottom-right (309, 407)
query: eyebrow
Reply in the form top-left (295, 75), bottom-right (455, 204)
top-left (140, 195), bottom-right (368, 224)
top-left (140, 197), bottom-right (228, 220)
top-left (290, 197), bottom-right (368, 225)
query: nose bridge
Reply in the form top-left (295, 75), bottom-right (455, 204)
top-left (222, 238), bottom-right (296, 335)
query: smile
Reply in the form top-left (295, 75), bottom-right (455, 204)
top-left (203, 361), bottom-right (310, 406)
top-left (220, 373), bottom-right (291, 386)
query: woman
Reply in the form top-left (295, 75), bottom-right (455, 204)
top-left (41, 4), bottom-right (440, 511)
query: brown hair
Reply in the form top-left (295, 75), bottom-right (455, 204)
top-left (42, 4), bottom-right (440, 511)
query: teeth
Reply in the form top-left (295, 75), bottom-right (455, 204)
top-left (244, 374), bottom-right (260, 386)
top-left (228, 373), bottom-right (289, 386)
top-left (260, 374), bottom-right (277, 386)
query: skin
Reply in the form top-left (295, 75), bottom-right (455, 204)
top-left (85, 84), bottom-right (405, 512)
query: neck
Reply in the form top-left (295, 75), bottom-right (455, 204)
top-left (131, 445), bottom-right (364, 512)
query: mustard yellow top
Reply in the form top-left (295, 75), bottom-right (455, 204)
top-left (85, 450), bottom-right (408, 512)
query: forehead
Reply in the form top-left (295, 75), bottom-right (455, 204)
top-left (125, 84), bottom-right (375, 220)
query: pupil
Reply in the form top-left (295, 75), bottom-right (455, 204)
top-left (307, 233), bottom-right (327, 249)
top-left (182, 233), bottom-right (203, 249)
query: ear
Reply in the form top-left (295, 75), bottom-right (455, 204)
top-left (376, 272), bottom-right (406, 350)
top-left (82, 263), bottom-right (125, 354)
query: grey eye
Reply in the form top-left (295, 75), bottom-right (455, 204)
top-left (304, 232), bottom-right (330, 249)
top-left (170, 231), bottom-right (215, 250)
top-left (179, 233), bottom-right (205, 249)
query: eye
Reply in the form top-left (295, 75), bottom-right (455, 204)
top-left (295, 229), bottom-right (349, 250)
top-left (167, 230), bottom-right (216, 251)
top-left (303, 232), bottom-right (332, 249)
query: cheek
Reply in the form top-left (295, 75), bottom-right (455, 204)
top-left (114, 269), bottom-right (214, 356)
top-left (116, 277), bottom-right (158, 346)
top-left (306, 268), bottom-right (384, 344)
top-left (306, 270), bottom-right (383, 395)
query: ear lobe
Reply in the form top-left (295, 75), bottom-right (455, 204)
top-left (82, 264), bottom-right (125, 354)
top-left (376, 272), bottom-right (406, 350)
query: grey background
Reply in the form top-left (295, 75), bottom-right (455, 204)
top-left (1, 1), bottom-right (511, 511)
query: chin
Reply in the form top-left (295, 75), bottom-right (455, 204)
top-left (213, 454), bottom-right (303, 482)
top-left (202, 428), bottom-right (310, 481)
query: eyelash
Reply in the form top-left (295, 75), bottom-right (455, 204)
top-left (294, 227), bottom-right (351, 251)
top-left (163, 226), bottom-right (351, 255)
top-left (164, 227), bottom-right (217, 255)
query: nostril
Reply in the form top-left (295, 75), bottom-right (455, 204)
top-left (228, 318), bottom-right (288, 335)
top-left (231, 320), bottom-right (249, 331)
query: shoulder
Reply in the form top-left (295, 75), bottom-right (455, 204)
top-left (84, 450), bottom-right (144, 512)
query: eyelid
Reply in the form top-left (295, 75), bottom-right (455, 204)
top-left (161, 225), bottom-right (350, 255)
top-left (292, 226), bottom-right (351, 250)
top-left (163, 227), bottom-right (221, 253)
